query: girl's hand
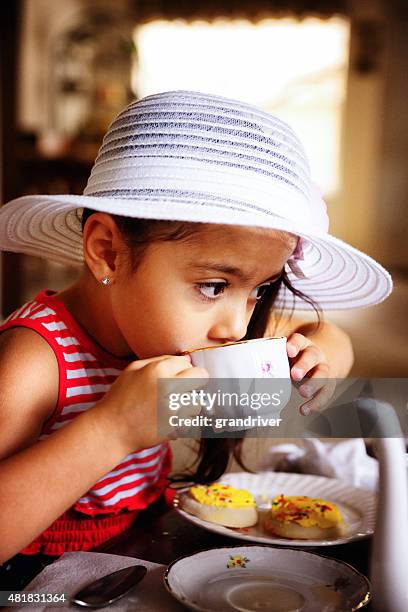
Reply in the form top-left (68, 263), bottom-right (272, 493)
top-left (286, 333), bottom-right (336, 415)
top-left (91, 355), bottom-right (208, 456)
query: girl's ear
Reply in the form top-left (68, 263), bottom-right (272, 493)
top-left (82, 212), bottom-right (126, 282)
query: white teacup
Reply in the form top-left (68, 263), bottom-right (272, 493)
top-left (188, 336), bottom-right (290, 379)
top-left (187, 337), bottom-right (291, 428)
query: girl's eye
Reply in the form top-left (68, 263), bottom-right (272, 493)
top-left (196, 282), bottom-right (228, 301)
top-left (250, 283), bottom-right (273, 301)
top-left (196, 281), bottom-right (274, 303)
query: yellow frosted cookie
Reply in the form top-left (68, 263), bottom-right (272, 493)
top-left (264, 494), bottom-right (347, 540)
top-left (179, 483), bottom-right (258, 528)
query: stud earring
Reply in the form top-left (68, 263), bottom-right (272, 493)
top-left (101, 276), bottom-right (110, 286)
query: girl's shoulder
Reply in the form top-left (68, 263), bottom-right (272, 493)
top-left (0, 293), bottom-right (66, 365)
top-left (0, 289), bottom-right (88, 362)
top-left (1, 290), bottom-right (131, 371)
top-left (0, 324), bottom-right (59, 390)
top-left (0, 292), bottom-right (66, 430)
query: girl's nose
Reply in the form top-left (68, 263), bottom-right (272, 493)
top-left (207, 305), bottom-right (248, 344)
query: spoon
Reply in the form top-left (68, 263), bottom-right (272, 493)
top-left (71, 564), bottom-right (147, 608)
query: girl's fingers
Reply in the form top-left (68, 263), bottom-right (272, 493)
top-left (299, 376), bottom-right (326, 398)
top-left (177, 366), bottom-right (209, 378)
top-left (160, 365), bottom-right (209, 398)
top-left (286, 333), bottom-right (310, 358)
top-left (300, 378), bottom-right (337, 415)
top-left (175, 367), bottom-right (209, 390)
top-left (161, 368), bottom-right (210, 438)
top-left (290, 345), bottom-right (326, 381)
top-left (298, 363), bottom-right (332, 397)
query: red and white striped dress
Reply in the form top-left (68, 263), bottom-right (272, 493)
top-left (0, 290), bottom-right (172, 555)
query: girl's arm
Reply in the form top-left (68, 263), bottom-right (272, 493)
top-left (0, 328), bottom-right (128, 563)
top-left (0, 328), bottom-right (206, 563)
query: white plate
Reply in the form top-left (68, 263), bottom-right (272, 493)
top-left (164, 545), bottom-right (371, 611)
top-left (174, 472), bottom-right (376, 547)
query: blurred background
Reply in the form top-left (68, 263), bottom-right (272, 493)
top-left (1, 0), bottom-right (407, 380)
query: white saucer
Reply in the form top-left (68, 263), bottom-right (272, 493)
top-left (164, 545), bottom-right (370, 611)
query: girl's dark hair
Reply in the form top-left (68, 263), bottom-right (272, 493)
top-left (81, 209), bottom-right (321, 484)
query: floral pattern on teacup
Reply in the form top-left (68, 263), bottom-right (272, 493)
top-left (261, 361), bottom-right (275, 377)
top-left (227, 554), bottom-right (250, 568)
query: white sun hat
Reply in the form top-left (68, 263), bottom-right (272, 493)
top-left (0, 90), bottom-right (392, 310)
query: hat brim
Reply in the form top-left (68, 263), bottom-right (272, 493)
top-left (0, 194), bottom-right (393, 311)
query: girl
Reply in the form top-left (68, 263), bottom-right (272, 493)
top-left (0, 91), bottom-right (391, 585)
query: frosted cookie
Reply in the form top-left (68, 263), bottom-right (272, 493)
top-left (264, 494), bottom-right (347, 540)
top-left (179, 483), bottom-right (258, 528)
